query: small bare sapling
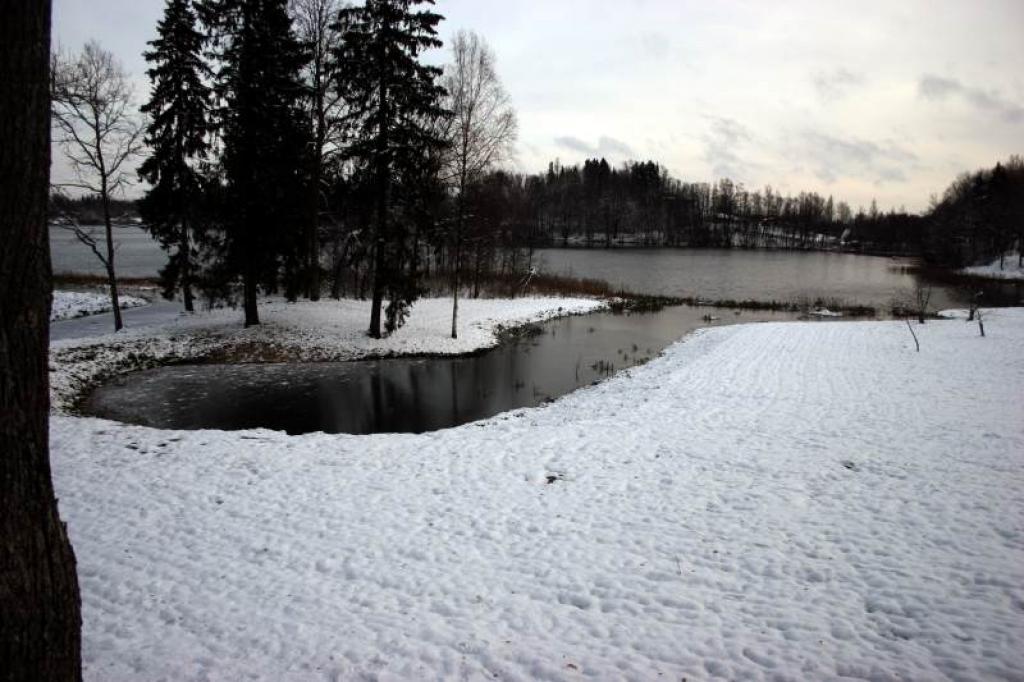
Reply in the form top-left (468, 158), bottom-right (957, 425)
top-left (905, 318), bottom-right (920, 352)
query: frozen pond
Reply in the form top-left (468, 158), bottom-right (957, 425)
top-left (83, 306), bottom-right (798, 435)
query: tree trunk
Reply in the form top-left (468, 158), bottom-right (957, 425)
top-left (101, 188), bottom-right (123, 331)
top-left (369, 239), bottom-right (384, 338)
top-left (451, 266), bottom-right (459, 339)
top-left (0, 3), bottom-right (83, 679)
top-left (368, 170), bottom-right (387, 338)
top-left (451, 187), bottom-right (464, 339)
top-left (180, 218), bottom-right (194, 313)
top-left (243, 265), bottom-right (259, 327)
top-left (369, 65), bottom-right (389, 340)
top-left (307, 159), bottom-right (322, 301)
top-left (368, 180), bottom-right (387, 338)
top-left (330, 237), bottom-right (346, 300)
top-left (472, 245), bottom-right (482, 299)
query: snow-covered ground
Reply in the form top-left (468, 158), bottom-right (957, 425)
top-left (51, 290), bottom-right (149, 321)
top-left (960, 252), bottom-right (1024, 280)
top-left (49, 296), bottom-right (604, 413)
top-left (49, 305), bottom-right (1024, 680)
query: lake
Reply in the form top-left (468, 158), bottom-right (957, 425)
top-left (50, 224), bottom-right (166, 278)
top-left (531, 248), bottom-right (1020, 310)
top-left (49, 226), bottom-right (1020, 308)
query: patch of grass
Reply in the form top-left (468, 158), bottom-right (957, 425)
top-left (494, 322), bottom-right (545, 343)
top-left (682, 296), bottom-right (877, 317)
top-left (607, 294), bottom-right (685, 313)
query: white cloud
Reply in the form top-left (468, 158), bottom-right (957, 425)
top-left (53, 0), bottom-right (1024, 211)
top-left (919, 74), bottom-right (1024, 123)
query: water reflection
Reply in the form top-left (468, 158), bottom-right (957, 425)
top-left (534, 248), bottom-right (1021, 308)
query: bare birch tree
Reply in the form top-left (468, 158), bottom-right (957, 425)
top-left (290, 0), bottom-right (349, 300)
top-left (441, 30), bottom-right (517, 338)
top-left (52, 40), bottom-right (144, 331)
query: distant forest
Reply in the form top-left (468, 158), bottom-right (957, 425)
top-left (49, 193), bottom-right (139, 226)
top-left (52, 153), bottom-right (1023, 268)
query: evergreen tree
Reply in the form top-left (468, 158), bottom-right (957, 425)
top-left (201, 0), bottom-right (311, 326)
top-left (333, 0), bottom-right (448, 338)
top-left (139, 0), bottom-right (212, 312)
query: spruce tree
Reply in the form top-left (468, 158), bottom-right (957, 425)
top-left (333, 0), bottom-right (448, 338)
top-left (201, 0), bottom-right (311, 326)
top-left (139, 0), bottom-right (212, 312)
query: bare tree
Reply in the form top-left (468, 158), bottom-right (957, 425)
top-left (440, 30), bottom-right (517, 338)
top-left (904, 319), bottom-right (920, 352)
top-left (52, 40), bottom-right (144, 331)
top-left (290, 0), bottom-right (349, 300)
top-left (914, 283), bottom-right (932, 324)
top-left (1, 2), bottom-right (83, 677)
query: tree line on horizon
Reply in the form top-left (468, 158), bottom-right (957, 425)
top-left (442, 154), bottom-right (1021, 268)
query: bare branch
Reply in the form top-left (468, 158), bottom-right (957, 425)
top-left (51, 40), bottom-right (145, 201)
top-left (439, 30), bottom-right (518, 189)
top-left (50, 40), bottom-right (141, 332)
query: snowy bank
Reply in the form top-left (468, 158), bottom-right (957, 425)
top-left (51, 290), bottom-right (148, 321)
top-left (50, 308), bottom-right (1024, 680)
top-left (49, 296), bottom-right (604, 413)
top-left (960, 252), bottom-right (1024, 281)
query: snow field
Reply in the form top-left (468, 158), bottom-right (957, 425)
top-left (960, 252), bottom-right (1024, 281)
top-left (51, 290), bottom-right (149, 321)
top-left (49, 307), bottom-right (1024, 680)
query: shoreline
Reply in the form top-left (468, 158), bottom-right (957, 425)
top-left (49, 296), bottom-right (605, 415)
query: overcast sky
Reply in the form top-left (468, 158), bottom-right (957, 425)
top-left (53, 0), bottom-right (1024, 212)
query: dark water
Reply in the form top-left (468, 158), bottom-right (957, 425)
top-left (533, 248), bottom-right (1022, 309)
top-left (83, 306), bottom-right (797, 435)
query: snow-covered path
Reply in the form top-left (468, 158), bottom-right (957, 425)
top-left (50, 310), bottom-right (1024, 680)
top-left (50, 299), bottom-right (180, 340)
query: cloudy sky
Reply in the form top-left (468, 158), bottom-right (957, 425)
top-left (54, 0), bottom-right (1023, 212)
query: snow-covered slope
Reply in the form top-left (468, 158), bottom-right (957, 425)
top-left (50, 308), bottom-right (1024, 680)
top-left (51, 290), bottom-right (148, 321)
top-left (960, 252), bottom-right (1024, 280)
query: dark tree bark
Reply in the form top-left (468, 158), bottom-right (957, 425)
top-left (243, 260), bottom-right (260, 327)
top-left (0, 2), bottom-right (83, 679)
top-left (100, 185), bottom-right (124, 331)
top-left (180, 216), bottom-right (194, 312)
